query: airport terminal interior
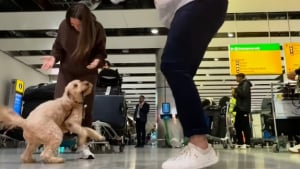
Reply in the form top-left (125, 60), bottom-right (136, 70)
top-left (1, 0), bottom-right (300, 168)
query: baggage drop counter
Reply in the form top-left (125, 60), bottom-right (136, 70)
top-left (271, 82), bottom-right (300, 152)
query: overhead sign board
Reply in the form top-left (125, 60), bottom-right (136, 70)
top-left (229, 43), bottom-right (282, 75)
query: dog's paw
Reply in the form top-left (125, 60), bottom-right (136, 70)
top-left (96, 135), bottom-right (106, 141)
top-left (21, 158), bottom-right (36, 163)
top-left (44, 157), bottom-right (65, 163)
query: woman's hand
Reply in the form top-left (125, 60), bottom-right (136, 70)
top-left (41, 56), bottom-right (55, 71)
top-left (86, 59), bottom-right (100, 69)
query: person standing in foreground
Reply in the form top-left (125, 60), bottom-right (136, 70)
top-left (41, 3), bottom-right (107, 159)
top-left (155, 0), bottom-right (228, 168)
top-left (133, 95), bottom-right (150, 147)
top-left (233, 73), bottom-right (252, 148)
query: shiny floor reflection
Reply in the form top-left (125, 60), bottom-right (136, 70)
top-left (0, 145), bottom-right (299, 169)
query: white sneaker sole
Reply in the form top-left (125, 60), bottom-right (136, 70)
top-left (80, 155), bottom-right (95, 160)
top-left (194, 155), bottom-right (219, 169)
top-left (162, 153), bottom-right (219, 169)
top-left (288, 149), bottom-right (300, 153)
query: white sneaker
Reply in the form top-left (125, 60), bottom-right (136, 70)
top-left (240, 144), bottom-right (247, 149)
top-left (162, 143), bottom-right (219, 169)
top-left (288, 144), bottom-right (300, 153)
top-left (79, 145), bottom-right (95, 159)
top-left (235, 144), bottom-right (241, 149)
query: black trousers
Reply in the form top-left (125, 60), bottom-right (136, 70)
top-left (135, 119), bottom-right (146, 145)
top-left (160, 0), bottom-right (228, 137)
top-left (234, 112), bottom-right (251, 145)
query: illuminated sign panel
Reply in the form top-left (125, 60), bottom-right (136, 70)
top-left (283, 42), bottom-right (300, 73)
top-left (229, 43), bottom-right (282, 75)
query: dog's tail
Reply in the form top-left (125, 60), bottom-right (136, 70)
top-left (0, 106), bottom-right (26, 129)
top-left (84, 127), bottom-right (106, 141)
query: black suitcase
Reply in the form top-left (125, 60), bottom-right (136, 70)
top-left (0, 83), bottom-right (56, 141)
top-left (92, 95), bottom-right (127, 129)
top-left (95, 86), bottom-right (123, 95)
top-left (211, 114), bottom-right (227, 138)
top-left (22, 83), bottom-right (56, 118)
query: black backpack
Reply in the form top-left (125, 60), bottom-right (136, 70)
top-left (97, 68), bottom-right (122, 88)
top-left (218, 96), bottom-right (230, 110)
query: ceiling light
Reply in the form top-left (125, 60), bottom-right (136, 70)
top-left (214, 58), bottom-right (219, 61)
top-left (228, 32), bottom-right (234, 38)
top-left (122, 49), bottom-right (129, 53)
top-left (151, 28), bottom-right (159, 35)
top-left (111, 0), bottom-right (125, 4)
top-left (79, 0), bottom-right (101, 10)
top-left (206, 74), bottom-right (210, 77)
top-left (45, 31), bottom-right (58, 37)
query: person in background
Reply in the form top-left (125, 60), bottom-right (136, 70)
top-left (155, 0), bottom-right (228, 168)
top-left (287, 67), bottom-right (300, 81)
top-left (103, 60), bottom-right (111, 69)
top-left (229, 88), bottom-right (237, 144)
top-left (133, 95), bottom-right (150, 148)
top-left (233, 73), bottom-right (252, 149)
top-left (229, 88), bottom-right (237, 124)
top-left (97, 60), bottom-right (122, 88)
top-left (41, 3), bottom-right (107, 159)
top-left (287, 67), bottom-right (300, 153)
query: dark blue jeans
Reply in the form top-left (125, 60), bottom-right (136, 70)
top-left (160, 0), bottom-right (228, 137)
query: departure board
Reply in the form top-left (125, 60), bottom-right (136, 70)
top-left (283, 42), bottom-right (300, 73)
top-left (229, 43), bottom-right (282, 75)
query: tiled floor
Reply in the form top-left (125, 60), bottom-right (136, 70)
top-left (0, 145), bottom-right (299, 169)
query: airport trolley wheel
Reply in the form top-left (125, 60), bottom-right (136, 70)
top-left (119, 144), bottom-right (125, 152)
top-left (272, 144), bottom-right (279, 153)
top-left (223, 142), bottom-right (228, 149)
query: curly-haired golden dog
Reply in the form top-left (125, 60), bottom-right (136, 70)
top-left (0, 80), bottom-right (104, 163)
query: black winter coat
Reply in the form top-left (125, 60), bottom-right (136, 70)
top-left (235, 79), bottom-right (252, 113)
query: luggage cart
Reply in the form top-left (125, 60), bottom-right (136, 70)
top-left (270, 82), bottom-right (300, 152)
top-left (250, 112), bottom-right (267, 148)
top-left (0, 130), bottom-right (25, 148)
top-left (89, 121), bottom-right (125, 153)
top-left (90, 95), bottom-right (127, 153)
top-left (207, 102), bottom-right (234, 149)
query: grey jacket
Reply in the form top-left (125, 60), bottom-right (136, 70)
top-left (235, 79), bottom-right (252, 113)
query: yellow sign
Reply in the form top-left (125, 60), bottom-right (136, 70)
top-left (15, 79), bottom-right (25, 94)
top-left (229, 43), bottom-right (282, 75)
top-left (283, 42), bottom-right (300, 73)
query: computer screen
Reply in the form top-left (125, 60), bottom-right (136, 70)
top-left (162, 102), bottom-right (170, 114)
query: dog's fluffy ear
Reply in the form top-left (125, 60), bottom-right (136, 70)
top-left (66, 90), bottom-right (75, 102)
top-left (67, 91), bottom-right (71, 98)
top-left (65, 85), bottom-right (84, 103)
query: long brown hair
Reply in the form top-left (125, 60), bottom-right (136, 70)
top-left (66, 3), bottom-right (99, 63)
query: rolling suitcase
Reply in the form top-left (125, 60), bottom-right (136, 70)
top-left (22, 83), bottom-right (56, 118)
top-left (0, 83), bottom-right (56, 142)
top-left (91, 95), bottom-right (127, 153)
top-left (92, 95), bottom-right (126, 129)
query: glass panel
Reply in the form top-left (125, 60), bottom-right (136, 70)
top-left (268, 12), bottom-right (288, 20)
top-left (236, 13), bottom-right (267, 20)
